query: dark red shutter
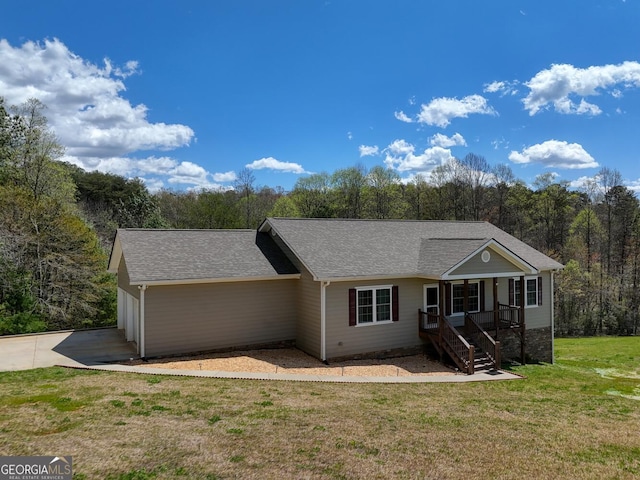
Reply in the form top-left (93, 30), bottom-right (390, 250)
top-left (480, 280), bottom-right (485, 312)
top-left (392, 286), bottom-right (399, 322)
top-left (349, 288), bottom-right (356, 326)
top-left (445, 283), bottom-right (451, 316)
top-left (509, 279), bottom-right (515, 306)
top-left (538, 276), bottom-right (543, 305)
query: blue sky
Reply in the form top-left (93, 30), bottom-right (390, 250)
top-left (1, 1), bottom-right (639, 193)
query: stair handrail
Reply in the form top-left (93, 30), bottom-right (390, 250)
top-left (440, 316), bottom-right (474, 374)
top-left (465, 314), bottom-right (500, 370)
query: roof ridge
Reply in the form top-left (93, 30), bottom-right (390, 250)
top-left (427, 237), bottom-right (490, 241)
top-left (119, 228), bottom-right (257, 232)
top-left (268, 217), bottom-right (488, 224)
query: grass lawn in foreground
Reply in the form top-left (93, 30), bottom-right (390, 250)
top-left (0, 336), bottom-right (638, 479)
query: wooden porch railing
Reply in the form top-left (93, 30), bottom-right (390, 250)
top-left (419, 310), bottom-right (475, 374)
top-left (465, 314), bottom-right (500, 370)
top-left (468, 306), bottom-right (521, 330)
top-left (498, 303), bottom-right (521, 328)
top-left (418, 310), bottom-right (439, 332)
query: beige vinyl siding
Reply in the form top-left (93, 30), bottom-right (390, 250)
top-left (295, 267), bottom-right (321, 358)
top-left (450, 249), bottom-right (524, 277)
top-left (324, 278), bottom-right (424, 359)
top-left (496, 272), bottom-right (552, 329)
top-left (117, 258), bottom-right (139, 299)
top-left (144, 279), bottom-right (297, 357)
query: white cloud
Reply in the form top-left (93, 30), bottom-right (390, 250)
top-left (171, 161), bottom-right (208, 178)
top-left (141, 178), bottom-right (166, 194)
top-left (359, 145), bottom-right (379, 157)
top-left (508, 140), bottom-right (598, 169)
top-left (484, 81), bottom-right (505, 93)
top-left (347, 131), bottom-right (353, 140)
top-left (0, 39), bottom-right (195, 156)
top-left (386, 139), bottom-right (415, 156)
top-left (394, 110), bottom-right (413, 123)
top-left (417, 94), bottom-right (497, 127)
top-left (429, 132), bottom-right (467, 148)
top-left (522, 61), bottom-right (640, 115)
top-left (61, 153), bottom-right (233, 190)
top-left (625, 179), bottom-right (640, 195)
top-left (568, 175), bottom-right (594, 190)
top-left (491, 137), bottom-right (509, 150)
top-left (0, 38), bottom-right (213, 190)
top-left (483, 80), bottom-right (518, 96)
top-left (383, 139), bottom-right (454, 173)
top-left (246, 157), bottom-right (308, 174)
top-left (213, 171), bottom-right (237, 182)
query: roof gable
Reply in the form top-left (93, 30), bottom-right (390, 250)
top-left (438, 238), bottom-right (537, 279)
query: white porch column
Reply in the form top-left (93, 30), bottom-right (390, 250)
top-left (117, 288), bottom-right (125, 330)
top-left (320, 281), bottom-right (330, 362)
top-left (138, 285), bottom-right (148, 358)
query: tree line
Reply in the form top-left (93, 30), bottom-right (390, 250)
top-left (1, 97), bottom-right (638, 336)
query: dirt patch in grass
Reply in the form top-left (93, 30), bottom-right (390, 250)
top-left (127, 347), bottom-right (457, 377)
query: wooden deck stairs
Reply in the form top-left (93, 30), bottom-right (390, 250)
top-left (418, 308), bottom-right (522, 375)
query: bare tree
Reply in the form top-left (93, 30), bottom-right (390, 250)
top-left (490, 163), bottom-right (516, 229)
top-left (461, 153), bottom-right (491, 221)
top-left (234, 168), bottom-right (256, 228)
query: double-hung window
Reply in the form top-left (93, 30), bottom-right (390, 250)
top-left (451, 281), bottom-right (479, 315)
top-left (356, 286), bottom-right (392, 325)
top-left (512, 277), bottom-right (542, 308)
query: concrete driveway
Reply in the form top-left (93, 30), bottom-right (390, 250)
top-left (0, 328), bottom-right (138, 372)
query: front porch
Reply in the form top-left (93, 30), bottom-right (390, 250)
top-left (418, 277), bottom-right (528, 375)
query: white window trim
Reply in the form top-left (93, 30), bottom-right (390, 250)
top-left (513, 276), bottom-right (540, 309)
top-left (355, 285), bottom-right (394, 326)
top-left (450, 280), bottom-right (480, 316)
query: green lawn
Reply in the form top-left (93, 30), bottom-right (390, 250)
top-left (0, 337), bottom-right (638, 479)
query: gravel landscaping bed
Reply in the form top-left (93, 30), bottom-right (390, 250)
top-left (128, 347), bottom-right (457, 377)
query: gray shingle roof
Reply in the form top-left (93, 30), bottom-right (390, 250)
top-left (111, 229), bottom-right (299, 284)
top-left (262, 218), bottom-right (563, 280)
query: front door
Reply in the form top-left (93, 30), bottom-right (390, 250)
top-left (423, 284), bottom-right (439, 315)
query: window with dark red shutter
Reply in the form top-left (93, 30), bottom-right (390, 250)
top-left (348, 288), bottom-right (356, 326)
top-left (538, 276), bottom-right (543, 305)
top-left (392, 285), bottom-right (399, 322)
top-left (349, 285), bottom-right (397, 325)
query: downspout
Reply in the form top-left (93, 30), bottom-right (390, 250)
top-left (138, 285), bottom-right (147, 359)
top-left (320, 281), bottom-right (330, 363)
top-left (550, 270), bottom-right (556, 364)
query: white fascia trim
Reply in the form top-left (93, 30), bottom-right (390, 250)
top-left (442, 239), bottom-right (538, 278)
top-left (443, 271), bottom-right (533, 281)
top-left (318, 271), bottom-right (528, 282)
top-left (130, 274), bottom-right (301, 287)
top-left (107, 234), bottom-right (123, 273)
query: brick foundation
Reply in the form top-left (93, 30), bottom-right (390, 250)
top-left (499, 326), bottom-right (553, 364)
